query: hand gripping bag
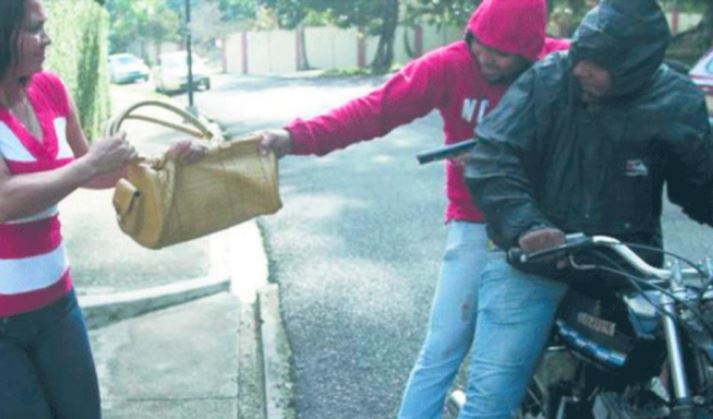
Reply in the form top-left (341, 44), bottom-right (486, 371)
top-left (109, 100), bottom-right (281, 249)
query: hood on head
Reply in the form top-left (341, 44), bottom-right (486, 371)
top-left (569, 0), bottom-right (670, 97)
top-left (467, 0), bottom-right (548, 62)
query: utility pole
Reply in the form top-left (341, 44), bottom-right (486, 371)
top-left (185, 0), bottom-right (196, 114)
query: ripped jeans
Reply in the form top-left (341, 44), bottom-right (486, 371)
top-left (458, 250), bottom-right (568, 418)
top-left (397, 221), bottom-right (487, 418)
top-left (397, 223), bottom-right (569, 419)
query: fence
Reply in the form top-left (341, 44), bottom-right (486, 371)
top-left (224, 23), bottom-right (462, 75)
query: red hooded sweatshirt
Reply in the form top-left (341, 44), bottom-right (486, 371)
top-left (285, 0), bottom-right (569, 223)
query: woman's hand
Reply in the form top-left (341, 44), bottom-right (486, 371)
top-left (166, 140), bottom-right (210, 164)
top-left (84, 131), bottom-right (137, 175)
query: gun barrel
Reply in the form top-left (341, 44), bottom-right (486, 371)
top-left (416, 139), bottom-right (478, 165)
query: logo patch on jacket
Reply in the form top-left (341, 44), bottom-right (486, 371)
top-left (624, 159), bottom-right (649, 177)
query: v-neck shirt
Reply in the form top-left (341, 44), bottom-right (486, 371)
top-left (0, 72), bottom-right (74, 174)
top-left (0, 72), bottom-right (75, 317)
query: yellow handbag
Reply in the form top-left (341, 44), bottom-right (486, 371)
top-left (109, 100), bottom-right (282, 249)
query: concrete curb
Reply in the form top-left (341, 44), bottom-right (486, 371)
top-left (77, 217), bottom-right (298, 418)
top-left (237, 300), bottom-right (268, 419)
top-left (80, 275), bottom-right (229, 329)
top-left (77, 218), bottom-right (264, 330)
top-left (259, 283), bottom-right (296, 419)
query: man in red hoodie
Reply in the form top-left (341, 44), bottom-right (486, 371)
top-left (260, 0), bottom-right (568, 417)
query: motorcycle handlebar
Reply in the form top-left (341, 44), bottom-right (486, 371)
top-left (506, 233), bottom-right (591, 264)
top-left (507, 234), bottom-right (680, 281)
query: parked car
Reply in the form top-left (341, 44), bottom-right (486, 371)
top-left (153, 51), bottom-right (211, 94)
top-left (689, 48), bottom-right (713, 116)
top-left (108, 53), bottom-right (150, 84)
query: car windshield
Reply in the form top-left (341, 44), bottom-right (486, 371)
top-left (162, 54), bottom-right (187, 67)
top-left (706, 56), bottom-right (713, 74)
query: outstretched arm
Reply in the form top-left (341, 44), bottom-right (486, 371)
top-left (261, 50), bottom-right (449, 158)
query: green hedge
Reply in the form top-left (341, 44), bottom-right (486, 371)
top-left (44, 0), bottom-right (109, 141)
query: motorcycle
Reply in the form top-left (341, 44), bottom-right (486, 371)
top-left (448, 234), bottom-right (713, 419)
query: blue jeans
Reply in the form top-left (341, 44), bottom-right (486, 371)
top-left (398, 221), bottom-right (487, 419)
top-left (459, 251), bottom-right (568, 419)
top-left (0, 290), bottom-right (101, 419)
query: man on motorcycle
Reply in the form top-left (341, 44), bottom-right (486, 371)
top-left (464, 0), bottom-right (713, 417)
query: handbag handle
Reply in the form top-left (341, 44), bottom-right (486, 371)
top-left (105, 100), bottom-right (222, 142)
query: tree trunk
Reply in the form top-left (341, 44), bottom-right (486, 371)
top-left (403, 26), bottom-right (415, 59)
top-left (371, 0), bottom-right (399, 74)
top-left (297, 25), bottom-right (310, 70)
top-left (699, 0), bottom-right (713, 50)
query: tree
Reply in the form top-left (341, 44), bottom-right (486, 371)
top-left (106, 0), bottom-right (181, 61)
top-left (696, 1), bottom-right (713, 48)
top-left (403, 0), bottom-right (479, 29)
top-left (370, 0), bottom-right (400, 73)
top-left (256, 0), bottom-right (312, 69)
top-left (666, 0), bottom-right (713, 61)
top-left (258, 0), bottom-right (308, 28)
top-left (544, 0), bottom-right (713, 62)
top-left (259, 0), bottom-right (404, 73)
top-left (217, 0), bottom-right (258, 22)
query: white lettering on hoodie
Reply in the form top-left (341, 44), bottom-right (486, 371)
top-left (462, 98), bottom-right (490, 124)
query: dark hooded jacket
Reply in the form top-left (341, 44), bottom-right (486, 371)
top-left (464, 0), bottom-right (713, 266)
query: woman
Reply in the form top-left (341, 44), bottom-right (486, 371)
top-left (0, 1), bottom-right (201, 417)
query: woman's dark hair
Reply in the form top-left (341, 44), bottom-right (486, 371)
top-left (465, 31), bottom-right (474, 48)
top-left (0, 0), bottom-right (27, 81)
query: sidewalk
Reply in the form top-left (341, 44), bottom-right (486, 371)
top-left (59, 83), bottom-right (293, 419)
top-left (92, 293), bottom-right (246, 419)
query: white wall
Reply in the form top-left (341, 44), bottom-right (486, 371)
top-left (225, 32), bottom-right (244, 74)
top-left (393, 26), bottom-right (422, 64)
top-left (247, 30), bottom-right (297, 74)
top-left (667, 12), bottom-right (702, 34)
top-left (421, 24), bottom-right (462, 54)
top-left (267, 30), bottom-right (297, 73)
top-left (223, 22), bottom-right (465, 75)
top-left (305, 27), bottom-right (360, 70)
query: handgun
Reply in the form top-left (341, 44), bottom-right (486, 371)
top-left (416, 139), bottom-right (478, 165)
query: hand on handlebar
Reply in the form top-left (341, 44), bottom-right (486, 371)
top-left (518, 227), bottom-right (565, 253)
top-left (518, 227), bottom-right (568, 269)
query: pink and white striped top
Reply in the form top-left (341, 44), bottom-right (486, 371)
top-left (0, 72), bottom-right (75, 316)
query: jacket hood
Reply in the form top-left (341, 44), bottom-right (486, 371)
top-left (569, 0), bottom-right (670, 97)
top-left (467, 0), bottom-right (547, 62)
